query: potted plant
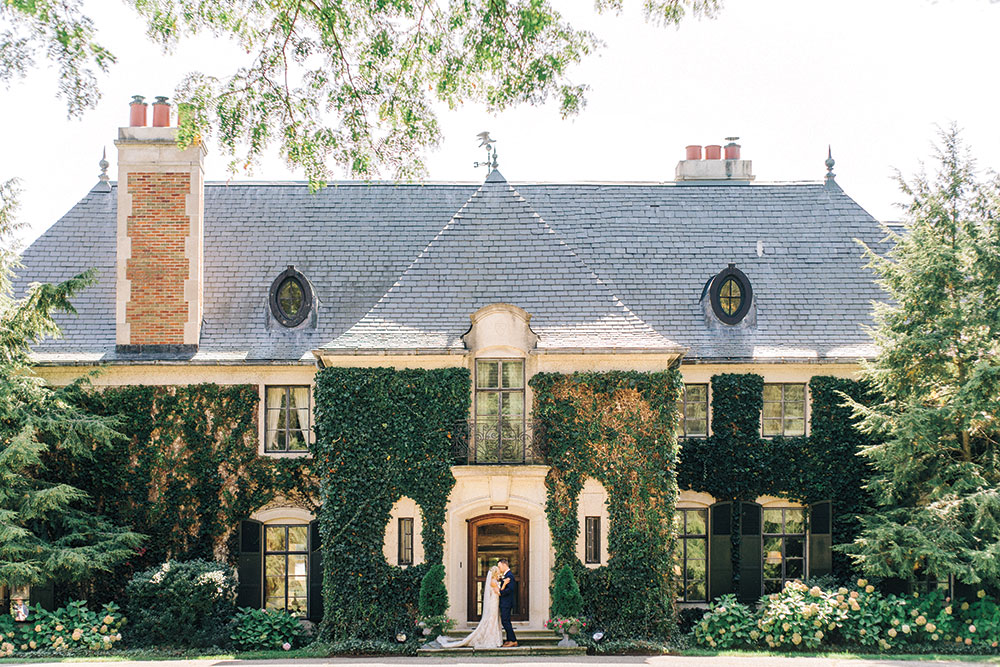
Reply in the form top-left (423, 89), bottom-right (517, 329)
top-left (548, 565), bottom-right (586, 648)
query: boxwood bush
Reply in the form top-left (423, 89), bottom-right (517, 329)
top-left (125, 559), bottom-right (237, 647)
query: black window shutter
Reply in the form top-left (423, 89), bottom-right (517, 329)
top-left (237, 519), bottom-right (263, 609)
top-left (808, 501), bottom-right (833, 578)
top-left (708, 502), bottom-right (733, 599)
top-left (31, 579), bottom-right (55, 611)
top-left (738, 502), bottom-right (763, 602)
top-left (308, 519), bottom-right (324, 622)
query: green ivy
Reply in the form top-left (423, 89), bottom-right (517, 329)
top-left (679, 374), bottom-right (877, 589)
top-left (43, 384), bottom-right (315, 603)
top-left (311, 367), bottom-right (470, 642)
top-left (531, 370), bottom-right (683, 640)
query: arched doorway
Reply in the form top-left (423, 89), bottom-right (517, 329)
top-left (467, 514), bottom-right (529, 622)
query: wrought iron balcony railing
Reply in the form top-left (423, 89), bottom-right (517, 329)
top-left (449, 418), bottom-right (546, 465)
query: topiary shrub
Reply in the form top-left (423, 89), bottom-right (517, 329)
top-left (230, 608), bottom-right (306, 651)
top-left (418, 564), bottom-right (448, 618)
top-left (125, 559), bottom-right (237, 648)
top-left (551, 564), bottom-right (584, 619)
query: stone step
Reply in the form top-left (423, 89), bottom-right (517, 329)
top-left (417, 645), bottom-right (587, 657)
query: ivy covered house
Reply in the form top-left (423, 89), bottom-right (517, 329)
top-left (12, 100), bottom-right (885, 635)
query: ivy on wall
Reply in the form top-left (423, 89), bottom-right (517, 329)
top-left (531, 370), bottom-right (683, 640)
top-left (312, 367), bottom-right (470, 641)
top-left (679, 374), bottom-right (876, 587)
top-left (43, 384), bottom-right (316, 603)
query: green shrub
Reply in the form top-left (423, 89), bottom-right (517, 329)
top-left (0, 600), bottom-right (125, 655)
top-left (551, 564), bottom-right (584, 618)
top-left (418, 564), bottom-right (448, 618)
top-left (691, 594), bottom-right (757, 649)
top-left (125, 559), bottom-right (237, 647)
top-left (230, 608), bottom-right (306, 651)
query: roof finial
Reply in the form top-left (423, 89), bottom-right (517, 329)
top-left (92, 147), bottom-right (112, 192)
top-left (99, 147), bottom-right (110, 183)
top-left (825, 145), bottom-right (836, 183)
top-left (474, 131), bottom-right (498, 174)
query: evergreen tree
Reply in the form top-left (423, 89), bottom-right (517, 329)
top-left (550, 565), bottom-right (583, 618)
top-left (0, 179), bottom-right (143, 591)
top-left (418, 563), bottom-right (448, 618)
top-left (847, 126), bottom-right (1000, 587)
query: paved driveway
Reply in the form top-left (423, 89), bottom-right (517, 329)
top-left (12, 656), bottom-right (997, 667)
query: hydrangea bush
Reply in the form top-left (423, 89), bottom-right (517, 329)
top-left (693, 579), bottom-right (1000, 653)
top-left (0, 600), bottom-right (125, 655)
top-left (125, 559), bottom-right (238, 647)
top-left (230, 607), bottom-right (306, 651)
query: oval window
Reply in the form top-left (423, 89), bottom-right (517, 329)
top-left (269, 267), bottom-right (313, 327)
top-left (710, 265), bottom-right (752, 325)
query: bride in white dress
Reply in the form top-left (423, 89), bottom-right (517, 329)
top-left (437, 565), bottom-right (504, 649)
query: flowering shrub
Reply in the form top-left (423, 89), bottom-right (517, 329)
top-left (691, 580), bottom-right (1000, 653)
top-left (691, 595), bottom-right (757, 649)
top-left (0, 600), bottom-right (125, 655)
top-left (126, 559), bottom-right (238, 647)
top-left (230, 607), bottom-right (306, 651)
top-left (756, 581), bottom-right (845, 649)
top-left (544, 617), bottom-right (589, 636)
top-left (416, 614), bottom-right (455, 640)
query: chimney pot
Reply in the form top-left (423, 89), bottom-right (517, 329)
top-left (705, 145), bottom-right (722, 160)
top-left (129, 95), bottom-right (147, 127)
top-left (685, 145), bottom-right (703, 160)
top-left (152, 96), bottom-right (171, 127)
top-left (725, 138), bottom-right (741, 160)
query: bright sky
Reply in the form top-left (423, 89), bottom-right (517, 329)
top-left (3, 0), bottom-right (999, 249)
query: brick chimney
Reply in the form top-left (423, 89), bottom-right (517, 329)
top-left (115, 96), bottom-right (206, 353)
top-left (675, 137), bottom-right (754, 182)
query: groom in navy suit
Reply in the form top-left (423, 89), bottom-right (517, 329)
top-left (497, 558), bottom-right (518, 647)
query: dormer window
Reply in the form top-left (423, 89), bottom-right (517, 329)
top-left (269, 266), bottom-right (313, 327)
top-left (710, 264), bottom-right (752, 325)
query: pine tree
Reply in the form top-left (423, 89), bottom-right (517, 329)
top-left (846, 127), bottom-right (1000, 587)
top-left (418, 563), bottom-right (448, 618)
top-left (550, 565), bottom-right (583, 618)
top-left (0, 179), bottom-right (143, 591)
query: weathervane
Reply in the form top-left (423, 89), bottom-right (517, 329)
top-left (474, 131), bottom-right (498, 173)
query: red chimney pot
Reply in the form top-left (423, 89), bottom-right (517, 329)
top-left (129, 95), bottom-right (147, 127)
top-left (725, 142), bottom-right (741, 160)
top-left (705, 145), bottom-right (722, 160)
top-left (152, 96), bottom-right (170, 127)
top-left (685, 145), bottom-right (703, 160)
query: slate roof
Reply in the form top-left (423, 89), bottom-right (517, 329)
top-left (324, 171), bottom-right (683, 352)
top-left (14, 169), bottom-right (886, 364)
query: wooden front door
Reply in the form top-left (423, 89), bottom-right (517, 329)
top-left (467, 514), bottom-right (529, 622)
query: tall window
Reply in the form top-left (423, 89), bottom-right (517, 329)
top-left (762, 383), bottom-right (806, 437)
top-left (677, 384), bottom-right (709, 438)
top-left (475, 360), bottom-right (525, 463)
top-left (265, 386), bottom-right (311, 452)
top-left (398, 518), bottom-right (414, 566)
top-left (762, 507), bottom-right (806, 594)
top-left (265, 525), bottom-right (309, 616)
top-left (674, 509), bottom-right (708, 602)
top-left (584, 516), bottom-right (601, 564)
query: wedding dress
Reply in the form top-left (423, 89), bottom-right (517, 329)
top-left (437, 566), bottom-right (504, 649)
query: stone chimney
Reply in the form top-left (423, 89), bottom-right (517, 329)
top-left (115, 95), bottom-right (206, 353)
top-left (675, 138), bottom-right (754, 182)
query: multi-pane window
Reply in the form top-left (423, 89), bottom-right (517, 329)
top-left (584, 517), bottom-right (601, 564)
top-left (674, 509), bottom-right (708, 602)
top-left (677, 384), bottom-right (709, 438)
top-left (475, 360), bottom-right (525, 462)
top-left (762, 507), bottom-right (806, 594)
top-left (265, 525), bottom-right (309, 616)
top-left (762, 383), bottom-right (806, 437)
top-left (265, 386), bottom-right (311, 452)
top-left (398, 518), bottom-right (414, 566)
top-left (718, 277), bottom-right (743, 317)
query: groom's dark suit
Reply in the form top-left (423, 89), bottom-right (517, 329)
top-left (498, 569), bottom-right (517, 644)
